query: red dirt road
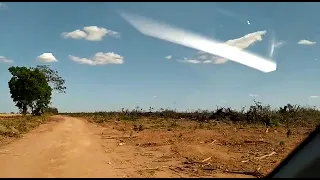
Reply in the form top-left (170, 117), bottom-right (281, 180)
top-left (1, 116), bottom-right (307, 178)
top-left (0, 116), bottom-right (136, 178)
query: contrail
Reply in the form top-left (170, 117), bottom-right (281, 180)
top-left (119, 12), bottom-right (276, 73)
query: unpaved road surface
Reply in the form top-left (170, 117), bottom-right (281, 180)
top-left (0, 116), bottom-right (140, 178)
top-left (1, 115), bottom-right (308, 178)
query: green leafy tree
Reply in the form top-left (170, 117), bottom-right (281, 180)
top-left (30, 69), bottom-right (52, 115)
top-left (32, 65), bottom-right (66, 93)
top-left (8, 66), bottom-right (37, 115)
top-left (8, 65), bottom-right (65, 116)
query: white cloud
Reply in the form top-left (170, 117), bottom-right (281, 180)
top-left (177, 59), bottom-right (201, 64)
top-left (0, 3), bottom-right (7, 10)
top-left (249, 94), bottom-right (259, 97)
top-left (69, 52), bottom-right (124, 66)
top-left (217, 31), bottom-right (267, 63)
top-left (203, 60), bottom-right (213, 64)
top-left (106, 30), bottom-right (120, 38)
top-left (194, 31), bottom-right (267, 65)
top-left (62, 29), bottom-right (87, 39)
top-left (221, 30), bottom-right (266, 51)
top-left (37, 53), bottom-right (58, 63)
top-left (0, 56), bottom-right (13, 63)
top-left (198, 54), bottom-right (208, 60)
top-left (177, 31), bottom-right (266, 65)
top-left (298, 40), bottom-right (316, 45)
top-left (213, 57), bottom-right (228, 64)
top-left (62, 26), bottom-right (120, 41)
top-left (165, 55), bottom-right (172, 59)
top-left (309, 96), bottom-right (320, 99)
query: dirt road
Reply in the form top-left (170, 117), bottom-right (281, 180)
top-left (0, 116), bottom-right (140, 178)
top-left (2, 115), bottom-right (305, 178)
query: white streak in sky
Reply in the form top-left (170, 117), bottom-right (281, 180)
top-left (269, 34), bottom-right (285, 58)
top-left (119, 11), bottom-right (277, 73)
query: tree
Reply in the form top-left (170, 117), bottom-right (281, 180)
top-left (9, 67), bottom-right (38, 115)
top-left (8, 65), bottom-right (65, 116)
top-left (32, 65), bottom-right (66, 94)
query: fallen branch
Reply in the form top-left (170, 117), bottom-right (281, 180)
top-left (241, 160), bottom-right (249, 163)
top-left (255, 151), bottom-right (276, 160)
top-left (211, 140), bottom-right (217, 144)
top-left (201, 156), bottom-right (212, 163)
top-left (145, 166), bottom-right (160, 171)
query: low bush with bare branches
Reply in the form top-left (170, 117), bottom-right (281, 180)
top-left (62, 101), bottom-right (320, 129)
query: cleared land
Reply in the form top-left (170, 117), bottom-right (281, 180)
top-left (0, 115), bottom-right (314, 178)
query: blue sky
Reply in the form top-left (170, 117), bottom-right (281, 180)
top-left (1, 2), bottom-right (320, 113)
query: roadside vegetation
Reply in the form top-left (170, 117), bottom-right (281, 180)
top-left (63, 101), bottom-right (320, 129)
top-left (0, 115), bottom-right (51, 138)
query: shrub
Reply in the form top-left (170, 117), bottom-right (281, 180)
top-left (60, 101), bottom-right (320, 128)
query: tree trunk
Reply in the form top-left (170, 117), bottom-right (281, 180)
top-left (33, 107), bottom-right (42, 116)
top-left (22, 105), bottom-right (27, 116)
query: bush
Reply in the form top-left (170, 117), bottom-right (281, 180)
top-left (60, 101), bottom-right (320, 128)
top-left (45, 107), bottom-right (59, 114)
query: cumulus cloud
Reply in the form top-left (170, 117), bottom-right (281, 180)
top-left (298, 40), bottom-right (316, 45)
top-left (37, 53), bottom-right (58, 63)
top-left (213, 57), bottom-right (229, 64)
top-left (0, 3), bottom-right (7, 10)
top-left (198, 54), bottom-right (208, 60)
top-left (309, 96), bottom-right (320, 99)
top-left (225, 31), bottom-right (267, 49)
top-left (249, 94), bottom-right (259, 97)
top-left (182, 30), bottom-right (267, 65)
top-left (62, 26), bottom-right (120, 41)
top-left (165, 55), bottom-right (172, 59)
top-left (62, 29), bottom-right (86, 39)
top-left (177, 58), bottom-right (201, 64)
top-left (0, 56), bottom-right (13, 63)
top-left (203, 60), bottom-right (213, 64)
top-left (210, 30), bottom-right (267, 64)
top-left (69, 52), bottom-right (124, 66)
